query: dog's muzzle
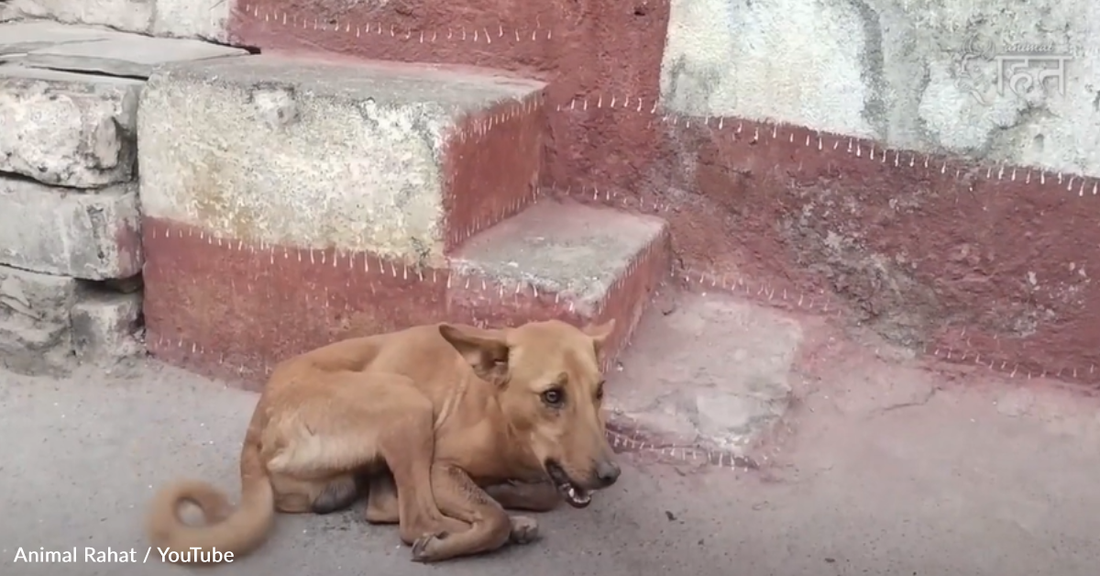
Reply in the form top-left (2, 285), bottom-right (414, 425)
top-left (546, 460), bottom-right (594, 508)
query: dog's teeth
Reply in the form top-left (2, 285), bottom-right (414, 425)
top-left (567, 487), bottom-right (577, 499)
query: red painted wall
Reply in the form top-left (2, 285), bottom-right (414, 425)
top-left (223, 1), bottom-right (1100, 388)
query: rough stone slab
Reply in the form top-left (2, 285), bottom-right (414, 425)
top-left (0, 19), bottom-right (246, 79)
top-left (0, 66), bottom-right (141, 188)
top-left (0, 0), bottom-right (154, 35)
top-left (0, 265), bottom-right (78, 375)
top-left (71, 287), bottom-right (144, 363)
top-left (17, 34), bottom-right (249, 79)
top-left (0, 176), bottom-right (143, 280)
top-left (449, 200), bottom-right (668, 316)
top-left (138, 54), bottom-right (545, 262)
top-left (606, 292), bottom-right (799, 460)
top-left (0, 20), bottom-right (116, 56)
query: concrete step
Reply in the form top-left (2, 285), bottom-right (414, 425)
top-left (448, 199), bottom-right (671, 370)
top-left (144, 197), bottom-right (669, 385)
top-left (0, 1), bottom-right (223, 41)
top-left (603, 291), bottom-right (798, 469)
top-left (138, 52), bottom-right (546, 263)
top-left (0, 20), bottom-right (248, 78)
top-left (139, 52), bottom-right (554, 383)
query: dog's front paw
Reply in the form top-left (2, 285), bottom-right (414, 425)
top-left (508, 515), bottom-right (539, 545)
top-left (410, 532), bottom-right (448, 563)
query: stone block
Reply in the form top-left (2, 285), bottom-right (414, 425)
top-left (0, 0), bottom-right (234, 41)
top-left (0, 265), bottom-right (78, 375)
top-left (0, 176), bottom-right (143, 280)
top-left (138, 53), bottom-right (545, 264)
top-left (0, 20), bottom-right (115, 55)
top-left (449, 199), bottom-right (671, 369)
top-left (11, 29), bottom-right (249, 78)
top-left (0, 0), bottom-right (154, 35)
top-left (0, 66), bottom-right (141, 188)
top-left (140, 200), bottom-right (669, 387)
top-left (151, 0), bottom-right (231, 42)
top-left (71, 288), bottom-right (144, 363)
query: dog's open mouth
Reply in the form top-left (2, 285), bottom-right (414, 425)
top-left (546, 460), bottom-right (592, 509)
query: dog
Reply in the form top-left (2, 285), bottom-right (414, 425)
top-left (145, 319), bottom-right (622, 563)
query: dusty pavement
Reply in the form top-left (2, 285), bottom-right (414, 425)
top-left (3, 293), bottom-right (1100, 575)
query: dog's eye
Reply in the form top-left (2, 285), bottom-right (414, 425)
top-left (595, 380), bottom-right (605, 401)
top-left (541, 388), bottom-right (564, 407)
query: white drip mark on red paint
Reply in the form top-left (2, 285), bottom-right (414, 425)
top-left (240, 5), bottom-right (550, 46)
top-left (554, 99), bottom-right (1100, 196)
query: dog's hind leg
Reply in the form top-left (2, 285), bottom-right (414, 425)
top-left (410, 463), bottom-right (538, 563)
top-left (266, 472), bottom-right (359, 514)
top-left (263, 372), bottom-right (454, 543)
top-left (364, 471), bottom-right (399, 523)
top-left (365, 470), bottom-right (468, 537)
top-left (312, 474), bottom-right (361, 514)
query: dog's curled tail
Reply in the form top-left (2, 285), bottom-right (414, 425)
top-left (145, 437), bottom-right (275, 564)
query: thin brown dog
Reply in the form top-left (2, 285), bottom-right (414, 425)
top-left (145, 319), bottom-right (621, 563)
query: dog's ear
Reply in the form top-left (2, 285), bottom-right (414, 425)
top-left (582, 319), bottom-right (615, 359)
top-left (439, 323), bottom-right (510, 383)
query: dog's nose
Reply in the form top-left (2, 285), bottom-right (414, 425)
top-left (595, 459), bottom-right (621, 486)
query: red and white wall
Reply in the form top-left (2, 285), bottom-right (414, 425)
top-left (9, 0), bottom-right (1100, 387)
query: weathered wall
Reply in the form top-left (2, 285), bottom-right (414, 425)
top-left (0, 0), bottom-right (230, 40)
top-left (653, 0), bottom-right (1100, 386)
top-left (0, 21), bottom-right (252, 375)
top-left (660, 0), bottom-right (1100, 176)
top-left (0, 59), bottom-right (147, 373)
top-left (9, 0), bottom-right (1100, 386)
top-left (127, 0), bottom-right (1100, 386)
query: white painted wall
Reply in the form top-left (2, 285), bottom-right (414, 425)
top-left (659, 0), bottom-right (1100, 177)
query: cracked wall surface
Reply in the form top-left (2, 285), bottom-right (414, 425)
top-left (660, 0), bottom-right (1100, 177)
top-left (8, 0), bottom-right (1098, 383)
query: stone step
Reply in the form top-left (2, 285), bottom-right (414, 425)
top-left (448, 199), bottom-right (671, 371)
top-left (139, 52), bottom-right (553, 384)
top-left (0, 20), bottom-right (248, 78)
top-left (138, 52), bottom-right (546, 264)
top-left (0, 1), bottom-right (224, 41)
top-left (603, 291), bottom-right (798, 468)
top-left (144, 199), bottom-right (669, 385)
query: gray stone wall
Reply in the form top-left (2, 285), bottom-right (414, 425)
top-left (0, 26), bottom-right (144, 374)
top-left (0, 20), bottom-right (246, 374)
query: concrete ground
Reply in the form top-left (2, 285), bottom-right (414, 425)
top-left (3, 293), bottom-right (1100, 575)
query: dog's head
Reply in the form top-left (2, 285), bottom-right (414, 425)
top-left (439, 319), bottom-right (620, 508)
